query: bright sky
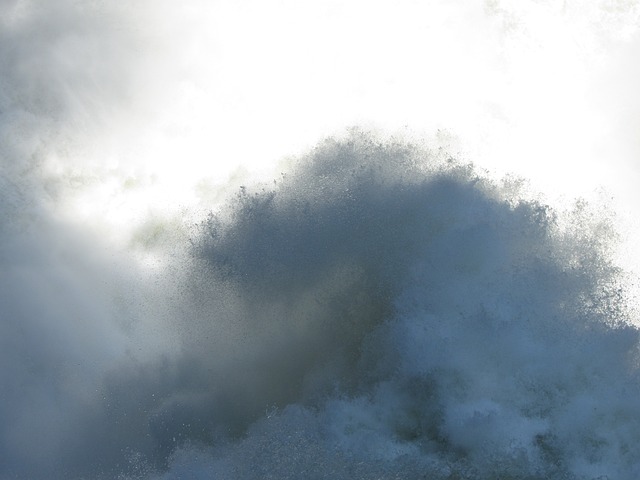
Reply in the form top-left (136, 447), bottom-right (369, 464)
top-left (43, 0), bottom-right (640, 271)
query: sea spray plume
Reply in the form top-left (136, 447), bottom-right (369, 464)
top-left (1, 126), bottom-right (637, 479)
top-left (129, 131), bottom-right (640, 479)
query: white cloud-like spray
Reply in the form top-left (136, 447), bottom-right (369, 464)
top-left (1, 1), bottom-right (640, 479)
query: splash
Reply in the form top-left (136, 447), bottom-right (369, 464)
top-left (103, 132), bottom-right (640, 480)
top-left (2, 123), bottom-right (640, 478)
top-left (1, 1), bottom-right (640, 479)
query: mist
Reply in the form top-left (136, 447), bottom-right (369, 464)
top-left (1, 1), bottom-right (640, 479)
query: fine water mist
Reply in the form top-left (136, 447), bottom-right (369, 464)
top-left (2, 1), bottom-right (640, 479)
top-left (4, 129), bottom-right (640, 479)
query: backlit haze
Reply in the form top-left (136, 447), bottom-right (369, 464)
top-left (3, 1), bottom-right (640, 479)
top-left (14, 0), bottom-right (637, 262)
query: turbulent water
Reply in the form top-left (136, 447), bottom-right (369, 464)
top-left (2, 131), bottom-right (640, 479)
top-left (2, 1), bottom-right (640, 479)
